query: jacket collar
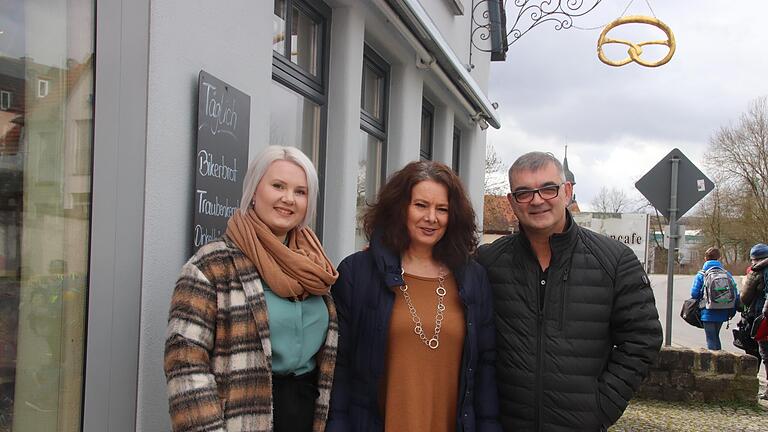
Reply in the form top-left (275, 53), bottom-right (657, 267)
top-left (518, 210), bottom-right (578, 268)
top-left (369, 231), bottom-right (467, 289)
top-left (702, 260), bottom-right (724, 271)
top-left (369, 231), bottom-right (406, 288)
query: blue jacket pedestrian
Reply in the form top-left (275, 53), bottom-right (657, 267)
top-left (690, 248), bottom-right (738, 350)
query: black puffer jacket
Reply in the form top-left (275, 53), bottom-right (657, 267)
top-left (477, 214), bottom-right (662, 432)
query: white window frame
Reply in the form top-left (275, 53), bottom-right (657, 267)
top-left (0, 90), bottom-right (11, 110)
top-left (38, 79), bottom-right (50, 98)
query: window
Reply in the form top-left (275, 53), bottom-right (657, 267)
top-left (0, 91), bottom-right (10, 110)
top-left (356, 47), bottom-right (389, 250)
top-left (420, 98), bottom-right (434, 161)
top-left (269, 80), bottom-right (320, 162)
top-left (271, 0), bottom-right (330, 232)
top-left (37, 79), bottom-right (49, 98)
top-left (0, 3), bottom-right (94, 430)
top-left (452, 125), bottom-right (461, 174)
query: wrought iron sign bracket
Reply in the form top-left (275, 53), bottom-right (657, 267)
top-left (470, 0), bottom-right (604, 62)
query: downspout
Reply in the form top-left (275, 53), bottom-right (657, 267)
top-left (371, 0), bottom-right (491, 130)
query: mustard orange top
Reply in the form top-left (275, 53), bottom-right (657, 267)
top-left (382, 272), bottom-right (466, 432)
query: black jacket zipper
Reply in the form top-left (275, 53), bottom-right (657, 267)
top-left (535, 267), bottom-right (547, 432)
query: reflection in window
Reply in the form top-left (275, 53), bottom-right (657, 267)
top-left (356, 132), bottom-right (383, 251)
top-left (361, 64), bottom-right (383, 120)
top-left (420, 98), bottom-right (434, 161)
top-left (0, 1), bottom-right (93, 431)
top-left (452, 126), bottom-right (461, 174)
top-left (269, 81), bottom-right (321, 167)
top-left (273, 0), bottom-right (287, 55)
top-left (291, 6), bottom-right (318, 75)
top-left (356, 47), bottom-right (389, 250)
top-left (273, 0), bottom-right (322, 79)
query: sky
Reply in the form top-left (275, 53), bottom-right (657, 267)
top-left (486, 0), bottom-right (768, 213)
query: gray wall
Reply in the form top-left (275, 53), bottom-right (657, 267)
top-left (136, 1), bottom-right (273, 430)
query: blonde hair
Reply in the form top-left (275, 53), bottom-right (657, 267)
top-left (239, 145), bottom-right (318, 227)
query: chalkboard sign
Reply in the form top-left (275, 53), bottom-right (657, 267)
top-left (193, 71), bottom-right (250, 251)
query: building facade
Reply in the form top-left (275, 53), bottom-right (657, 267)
top-left (0, 0), bottom-right (502, 430)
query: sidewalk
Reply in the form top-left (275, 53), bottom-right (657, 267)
top-left (610, 375), bottom-right (768, 431)
top-left (611, 399), bottom-right (768, 431)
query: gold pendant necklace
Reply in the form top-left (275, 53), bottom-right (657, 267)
top-left (398, 268), bottom-right (446, 350)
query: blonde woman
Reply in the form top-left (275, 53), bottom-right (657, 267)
top-left (165, 146), bottom-right (338, 432)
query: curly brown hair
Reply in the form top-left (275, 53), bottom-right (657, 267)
top-left (362, 160), bottom-right (478, 269)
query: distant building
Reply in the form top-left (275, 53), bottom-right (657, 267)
top-left (563, 145), bottom-right (576, 206)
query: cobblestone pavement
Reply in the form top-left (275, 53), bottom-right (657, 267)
top-left (609, 399), bottom-right (768, 431)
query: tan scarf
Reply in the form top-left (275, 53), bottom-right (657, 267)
top-left (225, 208), bottom-right (338, 299)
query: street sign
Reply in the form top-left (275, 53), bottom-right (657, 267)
top-left (634, 148), bottom-right (714, 347)
top-left (635, 148), bottom-right (714, 220)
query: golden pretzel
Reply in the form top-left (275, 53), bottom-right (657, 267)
top-left (597, 15), bottom-right (676, 68)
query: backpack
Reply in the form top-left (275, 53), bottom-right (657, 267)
top-left (733, 312), bottom-right (760, 358)
top-left (700, 267), bottom-right (737, 310)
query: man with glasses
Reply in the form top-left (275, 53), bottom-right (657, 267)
top-left (477, 151), bottom-right (662, 432)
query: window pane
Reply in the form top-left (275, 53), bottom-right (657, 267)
top-left (355, 131), bottom-right (383, 250)
top-left (420, 102), bottom-right (433, 160)
top-left (291, 6), bottom-right (318, 75)
top-left (452, 127), bottom-right (461, 173)
top-left (0, 0), bottom-right (94, 431)
top-left (269, 80), bottom-right (320, 171)
top-left (362, 65), bottom-right (382, 120)
top-left (273, 0), bottom-right (287, 55)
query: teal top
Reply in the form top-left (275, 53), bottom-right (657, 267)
top-left (262, 281), bottom-right (329, 375)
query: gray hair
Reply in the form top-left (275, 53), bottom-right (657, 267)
top-left (508, 151), bottom-right (566, 188)
top-left (239, 145), bottom-right (318, 227)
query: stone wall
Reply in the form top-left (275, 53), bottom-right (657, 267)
top-left (637, 347), bottom-right (759, 403)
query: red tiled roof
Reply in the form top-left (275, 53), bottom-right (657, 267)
top-left (483, 195), bottom-right (517, 234)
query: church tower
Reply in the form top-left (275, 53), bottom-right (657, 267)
top-left (563, 145), bottom-right (576, 206)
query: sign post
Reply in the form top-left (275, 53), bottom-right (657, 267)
top-left (635, 148), bottom-right (714, 346)
top-left (664, 157), bottom-right (679, 347)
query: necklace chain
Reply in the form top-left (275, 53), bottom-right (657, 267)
top-left (398, 268), bottom-right (446, 350)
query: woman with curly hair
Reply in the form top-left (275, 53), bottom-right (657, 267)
top-left (327, 160), bottom-right (501, 432)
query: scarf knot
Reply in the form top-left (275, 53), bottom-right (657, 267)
top-left (225, 208), bottom-right (338, 299)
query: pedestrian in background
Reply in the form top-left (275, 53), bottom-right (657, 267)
top-left (740, 243), bottom-right (768, 399)
top-left (165, 146), bottom-right (339, 432)
top-left (328, 161), bottom-right (501, 432)
top-left (690, 247), bottom-right (738, 351)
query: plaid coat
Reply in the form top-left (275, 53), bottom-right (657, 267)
top-left (164, 236), bottom-right (338, 432)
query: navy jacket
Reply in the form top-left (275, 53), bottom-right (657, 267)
top-left (327, 235), bottom-right (501, 432)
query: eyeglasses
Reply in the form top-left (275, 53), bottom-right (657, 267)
top-left (511, 183), bottom-right (564, 203)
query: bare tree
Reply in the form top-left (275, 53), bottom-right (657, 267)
top-left (590, 186), bottom-right (631, 213)
top-left (706, 96), bottom-right (768, 243)
top-left (485, 142), bottom-right (507, 195)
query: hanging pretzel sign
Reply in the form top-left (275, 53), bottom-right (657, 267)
top-left (597, 15), bottom-right (676, 67)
